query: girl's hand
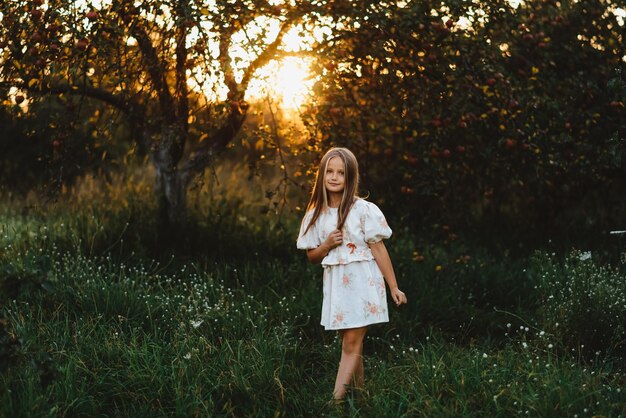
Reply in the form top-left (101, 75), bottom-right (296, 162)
top-left (390, 288), bottom-right (407, 306)
top-left (324, 229), bottom-right (343, 250)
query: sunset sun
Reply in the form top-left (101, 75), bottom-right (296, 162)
top-left (192, 17), bottom-right (321, 112)
top-left (228, 21), bottom-right (318, 111)
top-left (246, 56), bottom-right (315, 110)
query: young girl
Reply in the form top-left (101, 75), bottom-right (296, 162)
top-left (296, 147), bottom-right (407, 401)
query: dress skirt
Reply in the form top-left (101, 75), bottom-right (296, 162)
top-left (321, 259), bottom-right (389, 330)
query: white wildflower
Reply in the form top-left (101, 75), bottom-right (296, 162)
top-left (579, 251), bottom-right (591, 261)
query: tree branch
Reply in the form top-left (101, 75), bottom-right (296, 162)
top-left (219, 25), bottom-right (239, 99)
top-left (119, 8), bottom-right (176, 124)
top-left (239, 16), bottom-right (301, 90)
top-left (2, 81), bottom-right (131, 113)
top-left (179, 107), bottom-right (246, 184)
top-left (174, 0), bottom-right (190, 126)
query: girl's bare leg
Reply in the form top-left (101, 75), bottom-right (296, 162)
top-left (333, 327), bottom-right (367, 400)
top-left (354, 354), bottom-right (364, 389)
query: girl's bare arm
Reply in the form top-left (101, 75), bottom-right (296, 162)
top-left (369, 240), bottom-right (407, 305)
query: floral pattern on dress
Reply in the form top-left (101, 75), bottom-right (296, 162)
top-left (369, 276), bottom-right (386, 298)
top-left (332, 309), bottom-right (348, 328)
top-left (363, 300), bottom-right (386, 319)
top-left (341, 273), bottom-right (353, 288)
top-left (377, 280), bottom-right (386, 297)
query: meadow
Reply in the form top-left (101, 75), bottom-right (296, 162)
top-left (1, 174), bottom-right (625, 417)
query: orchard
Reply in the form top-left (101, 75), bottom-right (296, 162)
top-left (302, 0), bottom-right (625, 245)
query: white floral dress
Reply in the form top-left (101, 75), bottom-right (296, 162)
top-left (296, 198), bottom-right (392, 330)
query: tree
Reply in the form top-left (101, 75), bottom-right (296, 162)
top-left (0, 0), bottom-right (327, 228)
top-left (301, 0), bottom-right (625, 242)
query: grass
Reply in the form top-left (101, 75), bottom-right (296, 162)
top-left (2, 247), bottom-right (625, 417)
top-left (1, 178), bottom-right (626, 417)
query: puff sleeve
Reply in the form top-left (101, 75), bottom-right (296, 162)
top-left (361, 201), bottom-right (392, 243)
top-left (296, 210), bottom-right (321, 250)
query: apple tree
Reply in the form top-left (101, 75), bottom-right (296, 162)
top-left (301, 0), bottom-right (625, 239)
top-left (0, 0), bottom-right (326, 228)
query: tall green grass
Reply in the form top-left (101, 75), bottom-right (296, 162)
top-left (1, 250), bottom-right (625, 417)
top-left (1, 174), bottom-right (625, 416)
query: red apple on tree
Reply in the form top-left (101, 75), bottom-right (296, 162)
top-left (329, 107), bottom-right (342, 116)
top-left (86, 11), bottom-right (98, 21)
top-left (442, 149), bottom-right (451, 158)
top-left (15, 95), bottom-right (25, 104)
top-left (75, 38), bottom-right (89, 51)
top-left (504, 138), bottom-right (516, 149)
top-left (47, 23), bottom-right (60, 35)
top-left (31, 8), bottom-right (43, 20)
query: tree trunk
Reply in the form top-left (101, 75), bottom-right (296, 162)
top-left (152, 125), bottom-right (189, 245)
top-left (156, 165), bottom-right (186, 228)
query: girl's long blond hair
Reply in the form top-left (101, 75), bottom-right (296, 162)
top-left (303, 147), bottom-right (360, 234)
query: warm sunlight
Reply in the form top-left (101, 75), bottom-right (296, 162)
top-left (245, 57), bottom-right (315, 111)
top-left (223, 19), bottom-right (318, 111)
top-left (68, 0), bottom-right (319, 112)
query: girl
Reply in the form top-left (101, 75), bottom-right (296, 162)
top-left (296, 147), bottom-right (407, 401)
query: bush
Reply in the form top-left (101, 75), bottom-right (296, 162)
top-left (301, 0), bottom-right (626, 243)
top-left (0, 167), bottom-right (301, 262)
top-left (389, 233), bottom-right (539, 341)
top-left (534, 250), bottom-right (626, 358)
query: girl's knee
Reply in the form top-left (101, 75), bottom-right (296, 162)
top-left (341, 328), bottom-right (366, 351)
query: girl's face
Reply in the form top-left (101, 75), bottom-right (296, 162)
top-left (324, 156), bottom-right (345, 194)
